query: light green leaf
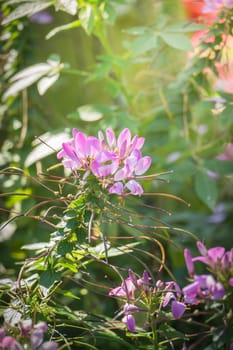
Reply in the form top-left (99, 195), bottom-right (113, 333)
top-left (24, 131), bottom-right (70, 167)
top-left (165, 22), bottom-right (206, 33)
top-left (123, 26), bottom-right (147, 35)
top-left (46, 20), bottom-right (81, 39)
top-left (3, 72), bottom-right (47, 100)
top-left (55, 0), bottom-right (78, 15)
top-left (79, 5), bottom-right (95, 35)
top-left (160, 32), bottom-right (193, 51)
top-left (3, 308), bottom-right (22, 325)
top-left (37, 73), bottom-right (60, 95)
top-left (101, 3), bottom-right (116, 25)
top-left (10, 63), bottom-right (51, 81)
top-left (194, 170), bottom-right (218, 210)
top-left (21, 242), bottom-right (53, 250)
top-left (2, 1), bottom-right (52, 25)
top-left (3, 60), bottom-right (63, 100)
top-left (77, 104), bottom-right (108, 122)
top-left (129, 31), bottom-right (157, 56)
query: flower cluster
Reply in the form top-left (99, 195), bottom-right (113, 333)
top-left (109, 270), bottom-right (185, 332)
top-left (203, 0), bottom-right (233, 13)
top-left (0, 321), bottom-right (58, 350)
top-left (182, 0), bottom-right (233, 94)
top-left (57, 128), bottom-right (151, 196)
top-left (109, 242), bottom-right (233, 333)
top-left (184, 241), bottom-right (233, 294)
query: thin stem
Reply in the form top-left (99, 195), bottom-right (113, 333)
top-left (151, 317), bottom-right (159, 350)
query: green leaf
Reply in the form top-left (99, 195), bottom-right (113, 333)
top-left (24, 130), bottom-right (70, 167)
top-left (205, 160), bottom-right (233, 175)
top-left (40, 269), bottom-right (61, 289)
top-left (21, 242), bottom-right (53, 250)
top-left (9, 63), bottom-right (51, 81)
top-left (165, 22), bottom-right (206, 33)
top-left (3, 72), bottom-right (47, 100)
top-left (160, 32), bottom-right (193, 51)
top-left (57, 241), bottom-right (75, 255)
top-left (79, 5), bottom-right (95, 35)
top-left (101, 3), bottom-right (116, 25)
top-left (194, 170), bottom-right (218, 210)
top-left (3, 308), bottom-right (22, 325)
top-left (2, 1), bottom-right (52, 25)
top-left (55, 0), bottom-right (78, 15)
top-left (46, 20), bottom-right (81, 39)
top-left (37, 73), bottom-right (60, 95)
top-left (123, 26), bottom-right (147, 35)
top-left (129, 31), bottom-right (157, 56)
top-left (77, 104), bottom-right (106, 122)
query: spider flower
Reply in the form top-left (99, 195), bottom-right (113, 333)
top-left (183, 274), bottom-right (225, 304)
top-left (58, 128), bottom-right (151, 196)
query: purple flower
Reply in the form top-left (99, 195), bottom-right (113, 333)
top-left (0, 328), bottom-right (5, 342)
top-left (122, 303), bottom-right (139, 332)
top-left (30, 329), bottom-right (44, 350)
top-left (109, 275), bottom-right (137, 299)
top-left (137, 270), bottom-right (151, 293)
top-left (194, 241), bottom-right (225, 269)
top-left (19, 319), bottom-right (33, 337)
top-left (203, 0), bottom-right (233, 13)
top-left (171, 300), bottom-right (186, 319)
top-left (30, 11), bottom-right (53, 24)
top-left (122, 314), bottom-right (136, 332)
top-left (183, 274), bottom-right (225, 304)
top-left (58, 128), bottom-right (151, 196)
top-left (39, 342), bottom-right (59, 350)
top-left (161, 281), bottom-right (185, 318)
top-left (206, 203), bottom-right (227, 224)
top-left (108, 182), bottom-right (124, 195)
top-left (125, 180), bottom-right (143, 196)
top-left (184, 248), bottom-right (194, 276)
top-left (1, 336), bottom-right (23, 350)
top-left (217, 143), bottom-right (233, 161)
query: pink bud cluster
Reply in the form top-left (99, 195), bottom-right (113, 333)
top-left (109, 270), bottom-right (185, 332)
top-left (183, 241), bottom-right (233, 304)
top-left (57, 128), bottom-right (151, 196)
top-left (0, 320), bottom-right (58, 350)
top-left (203, 0), bottom-right (233, 13)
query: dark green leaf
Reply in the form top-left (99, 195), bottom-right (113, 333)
top-left (194, 170), bottom-right (218, 210)
top-left (205, 160), bottom-right (233, 175)
top-left (40, 269), bottom-right (61, 289)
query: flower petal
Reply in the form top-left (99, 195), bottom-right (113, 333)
top-left (171, 300), bottom-right (186, 319)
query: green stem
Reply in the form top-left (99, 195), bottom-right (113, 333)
top-left (151, 318), bottom-right (159, 350)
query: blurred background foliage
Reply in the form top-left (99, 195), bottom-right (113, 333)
top-left (0, 0), bottom-right (233, 336)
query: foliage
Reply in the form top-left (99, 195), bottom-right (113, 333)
top-left (0, 0), bottom-right (233, 349)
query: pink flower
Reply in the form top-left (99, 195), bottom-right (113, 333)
top-left (193, 241), bottom-right (226, 269)
top-left (109, 276), bottom-right (137, 299)
top-left (1, 336), bottom-right (23, 350)
top-left (203, 0), bottom-right (233, 12)
top-left (217, 143), bottom-right (233, 161)
top-left (183, 274), bottom-right (225, 304)
top-left (184, 248), bottom-right (195, 276)
top-left (122, 314), bottom-right (136, 332)
top-left (58, 128), bottom-right (151, 196)
top-left (171, 300), bottom-right (186, 319)
top-left (121, 303), bottom-right (139, 332)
